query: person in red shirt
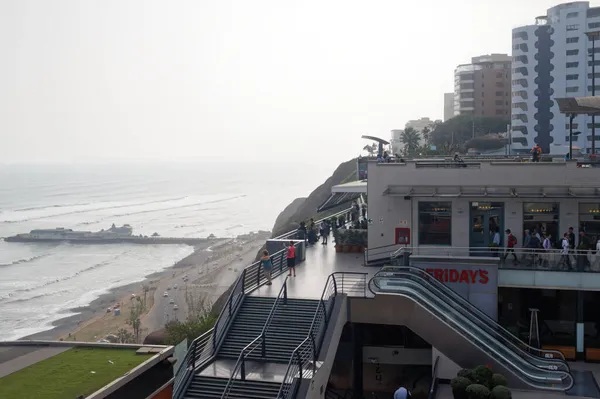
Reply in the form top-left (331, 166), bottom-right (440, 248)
top-left (285, 241), bottom-right (296, 277)
top-left (503, 229), bottom-right (518, 264)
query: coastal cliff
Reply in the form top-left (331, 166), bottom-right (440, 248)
top-left (270, 158), bottom-right (358, 237)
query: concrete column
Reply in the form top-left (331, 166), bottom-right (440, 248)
top-left (577, 290), bottom-right (585, 360)
top-left (352, 324), bottom-right (363, 396)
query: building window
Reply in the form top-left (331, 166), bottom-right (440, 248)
top-left (567, 12), bottom-right (579, 18)
top-left (566, 86), bottom-right (579, 93)
top-left (567, 24), bottom-right (580, 31)
top-left (496, 110), bottom-right (504, 115)
top-left (566, 37), bottom-right (579, 43)
top-left (579, 203), bottom-right (600, 238)
top-left (566, 49), bottom-right (579, 56)
top-left (588, 85), bottom-right (600, 92)
top-left (523, 203), bottom-right (559, 244)
top-left (495, 91), bottom-right (503, 96)
top-left (418, 202), bottom-right (452, 246)
top-left (565, 123), bottom-right (579, 129)
top-left (567, 62), bottom-right (579, 68)
top-left (565, 135), bottom-right (580, 142)
top-left (496, 82), bottom-right (505, 88)
top-left (590, 22), bottom-right (600, 29)
top-left (495, 100), bottom-right (504, 105)
top-left (566, 74), bottom-right (579, 80)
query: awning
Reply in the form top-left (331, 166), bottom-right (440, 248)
top-left (556, 96), bottom-right (600, 115)
top-left (317, 192), bottom-right (362, 212)
top-left (332, 180), bottom-right (368, 193)
top-left (384, 185), bottom-right (600, 198)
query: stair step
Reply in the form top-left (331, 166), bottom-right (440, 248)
top-left (184, 376), bottom-right (285, 399)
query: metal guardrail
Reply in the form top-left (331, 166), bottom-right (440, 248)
top-left (276, 272), bottom-right (368, 399)
top-left (427, 356), bottom-right (440, 399)
top-left (173, 244), bottom-right (300, 399)
top-left (274, 208), bottom-right (353, 240)
top-left (364, 243), bottom-right (406, 265)
top-left (221, 277), bottom-right (289, 398)
top-left (399, 245), bottom-right (600, 273)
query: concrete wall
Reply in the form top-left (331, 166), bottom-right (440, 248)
top-left (432, 347), bottom-right (461, 381)
top-left (367, 161), bottom-right (594, 250)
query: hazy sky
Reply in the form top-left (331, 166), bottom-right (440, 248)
top-left (0, 0), bottom-right (590, 167)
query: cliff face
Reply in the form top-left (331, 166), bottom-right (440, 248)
top-left (271, 197), bottom-right (307, 234)
top-left (271, 158), bottom-right (357, 237)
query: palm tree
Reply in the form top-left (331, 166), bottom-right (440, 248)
top-left (401, 127), bottom-right (421, 156)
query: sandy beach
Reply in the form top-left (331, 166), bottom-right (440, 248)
top-left (23, 233), bottom-right (268, 343)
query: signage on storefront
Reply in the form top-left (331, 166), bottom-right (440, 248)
top-left (424, 268), bottom-right (489, 284)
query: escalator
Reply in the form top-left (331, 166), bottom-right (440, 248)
top-left (368, 268), bottom-right (574, 391)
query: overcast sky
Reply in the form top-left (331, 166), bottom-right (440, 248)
top-left (0, 0), bottom-right (589, 167)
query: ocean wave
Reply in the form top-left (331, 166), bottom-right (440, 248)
top-left (4, 289), bottom-right (73, 304)
top-left (1, 196), bottom-right (189, 223)
top-left (1, 255), bottom-right (123, 301)
top-left (13, 202), bottom-right (91, 212)
top-left (0, 254), bottom-right (49, 268)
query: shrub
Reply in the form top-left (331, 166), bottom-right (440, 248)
top-left (466, 383), bottom-right (491, 399)
top-left (474, 365), bottom-right (493, 387)
top-left (491, 373), bottom-right (508, 388)
top-left (457, 368), bottom-right (476, 383)
top-left (451, 377), bottom-right (471, 399)
top-left (490, 385), bottom-right (512, 399)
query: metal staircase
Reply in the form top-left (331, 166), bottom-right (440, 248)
top-left (186, 376), bottom-right (282, 399)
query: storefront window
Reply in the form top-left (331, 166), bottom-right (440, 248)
top-left (579, 203), bottom-right (600, 241)
top-left (418, 202), bottom-right (451, 245)
top-left (523, 203), bottom-right (559, 244)
top-left (583, 291), bottom-right (600, 351)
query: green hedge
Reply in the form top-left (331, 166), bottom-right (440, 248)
top-left (453, 366), bottom-right (511, 399)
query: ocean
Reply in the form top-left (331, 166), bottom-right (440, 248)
top-left (0, 162), bottom-right (320, 340)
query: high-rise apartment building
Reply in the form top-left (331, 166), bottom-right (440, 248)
top-left (512, 1), bottom-right (600, 154)
top-left (454, 54), bottom-right (512, 118)
top-left (444, 92), bottom-right (454, 121)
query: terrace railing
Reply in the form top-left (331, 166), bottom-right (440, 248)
top-left (276, 272), bottom-right (369, 399)
top-left (396, 246), bottom-right (600, 273)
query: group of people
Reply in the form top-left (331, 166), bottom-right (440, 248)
top-left (259, 240), bottom-right (298, 285)
top-left (297, 218), bottom-right (331, 245)
top-left (501, 227), bottom-right (600, 271)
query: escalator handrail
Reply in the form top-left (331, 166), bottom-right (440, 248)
top-left (368, 276), bottom-right (574, 391)
top-left (375, 266), bottom-right (567, 364)
top-left (374, 270), bottom-right (570, 374)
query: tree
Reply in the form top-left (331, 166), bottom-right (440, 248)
top-left (401, 127), bottom-right (421, 156)
top-left (362, 143), bottom-right (378, 157)
top-left (115, 328), bottom-right (136, 344)
top-left (430, 115), bottom-right (509, 154)
top-left (421, 126), bottom-right (432, 146)
top-left (165, 313), bottom-right (217, 346)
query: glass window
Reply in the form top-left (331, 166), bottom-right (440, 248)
top-left (566, 49), bottom-right (579, 56)
top-left (523, 203), bottom-right (559, 245)
top-left (566, 37), bottom-right (579, 43)
top-left (418, 202), bottom-right (452, 245)
top-left (579, 203), bottom-right (600, 240)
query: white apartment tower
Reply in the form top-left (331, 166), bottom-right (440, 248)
top-left (512, 1), bottom-right (600, 154)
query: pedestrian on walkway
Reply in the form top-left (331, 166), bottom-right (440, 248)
top-left (394, 387), bottom-right (411, 399)
top-left (285, 241), bottom-right (296, 277)
top-left (260, 250), bottom-right (273, 285)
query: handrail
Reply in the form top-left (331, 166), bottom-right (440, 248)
top-left (274, 207), bottom-right (352, 240)
top-left (276, 272), bottom-right (369, 398)
top-left (173, 328), bottom-right (215, 398)
top-left (427, 356), bottom-right (440, 399)
top-left (368, 276), bottom-right (574, 391)
top-left (376, 266), bottom-right (567, 364)
top-left (364, 243), bottom-right (406, 265)
top-left (220, 277), bottom-right (289, 398)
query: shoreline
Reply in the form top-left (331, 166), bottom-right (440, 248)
top-left (20, 233), bottom-right (268, 342)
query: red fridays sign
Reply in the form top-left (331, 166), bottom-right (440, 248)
top-left (425, 268), bottom-right (489, 284)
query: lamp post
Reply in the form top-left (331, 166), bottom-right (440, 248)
top-left (569, 113), bottom-right (582, 159)
top-left (586, 31), bottom-right (600, 154)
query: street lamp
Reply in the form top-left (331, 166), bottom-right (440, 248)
top-left (586, 31), bottom-right (600, 154)
top-left (568, 113), bottom-right (582, 159)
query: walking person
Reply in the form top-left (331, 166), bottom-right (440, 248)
top-left (320, 220), bottom-right (327, 244)
top-left (503, 229), bottom-right (518, 264)
top-left (542, 233), bottom-right (552, 268)
top-left (394, 387), bottom-right (412, 399)
top-left (323, 221), bottom-right (331, 245)
top-left (561, 233), bottom-right (572, 271)
top-left (284, 241), bottom-right (296, 277)
top-left (260, 250), bottom-right (273, 285)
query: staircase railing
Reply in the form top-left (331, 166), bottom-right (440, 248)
top-left (173, 328), bottom-right (214, 398)
top-left (220, 277), bottom-right (289, 398)
top-left (173, 243), bottom-right (300, 399)
top-left (276, 272), bottom-right (369, 399)
top-left (274, 208), bottom-right (352, 240)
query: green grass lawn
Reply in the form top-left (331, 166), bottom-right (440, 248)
top-left (0, 347), bottom-right (153, 399)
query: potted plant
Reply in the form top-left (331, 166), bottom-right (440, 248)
top-left (451, 366), bottom-right (510, 399)
top-left (357, 230), bottom-right (368, 252)
top-left (338, 214), bottom-right (346, 228)
top-left (330, 216), bottom-right (338, 229)
top-left (333, 229), bottom-right (343, 253)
